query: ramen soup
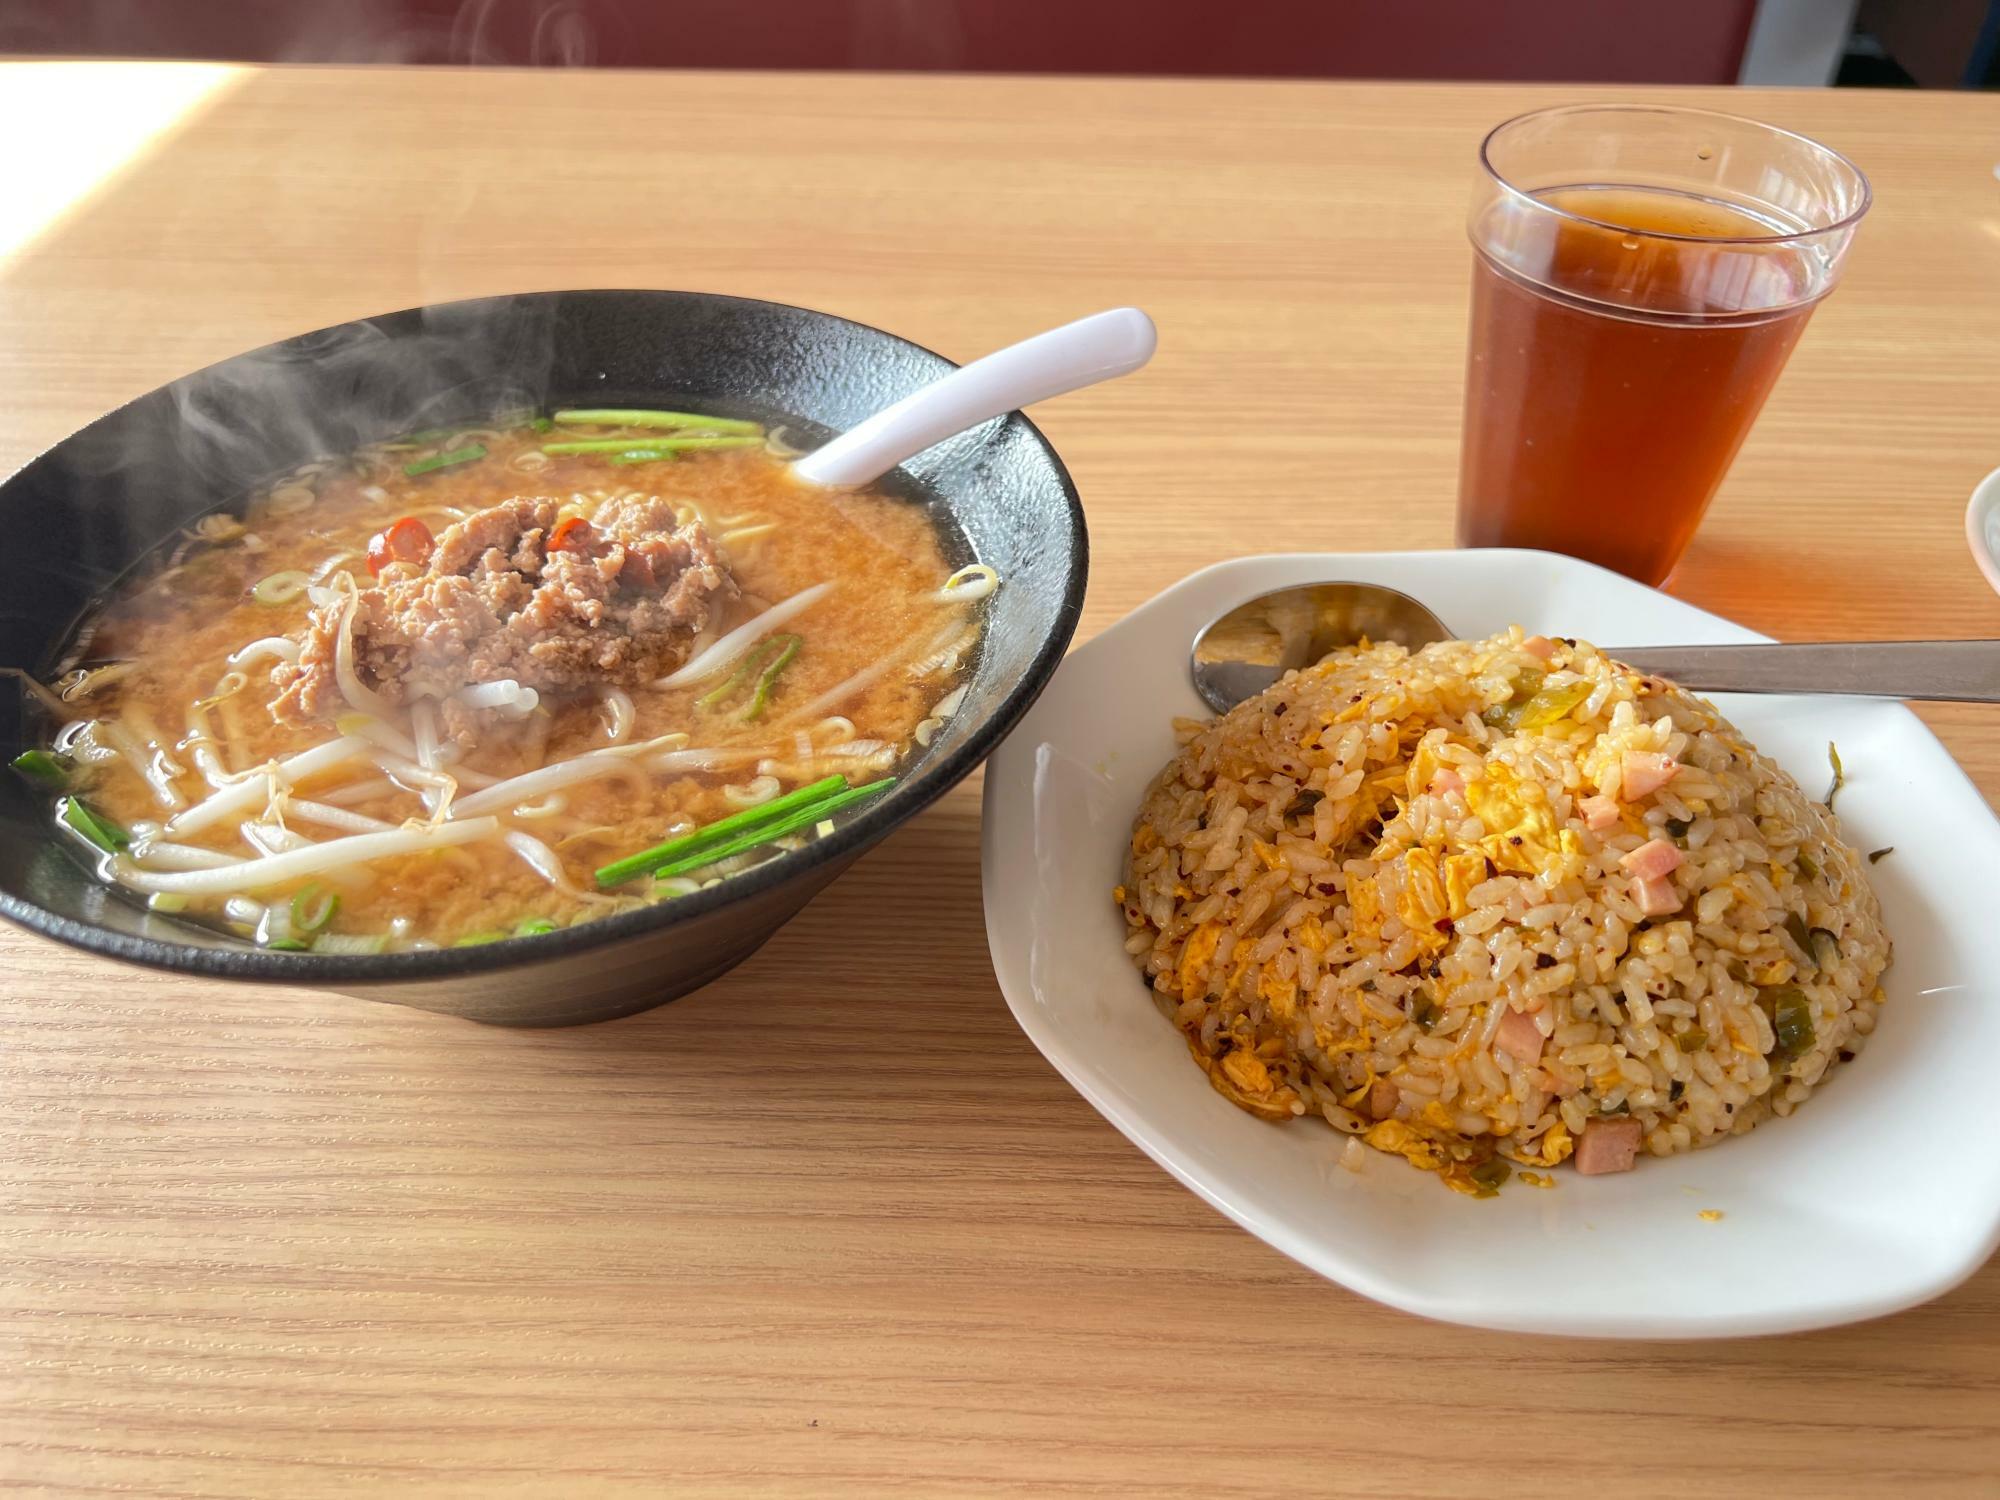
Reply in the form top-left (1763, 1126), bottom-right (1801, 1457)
top-left (8, 410), bottom-right (991, 953)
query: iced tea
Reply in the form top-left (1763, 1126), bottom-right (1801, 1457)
top-left (1456, 107), bottom-right (1869, 586)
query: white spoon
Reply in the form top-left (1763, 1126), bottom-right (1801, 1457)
top-left (792, 307), bottom-right (1157, 488)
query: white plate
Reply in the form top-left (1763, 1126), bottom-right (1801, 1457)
top-left (982, 549), bottom-right (2000, 1338)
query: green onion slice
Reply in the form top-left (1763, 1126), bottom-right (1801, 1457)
top-left (11, 748), bottom-right (73, 790)
top-left (310, 932), bottom-right (389, 955)
top-left (290, 883), bottom-right (339, 934)
top-left (695, 638), bottom-right (778, 711)
top-left (552, 408), bottom-right (762, 435)
top-left (514, 917), bottom-right (559, 936)
top-left (60, 796), bottom-right (130, 853)
top-left (742, 635), bottom-right (801, 721)
top-left (403, 443), bottom-right (487, 478)
top-left (543, 436), bottom-right (763, 455)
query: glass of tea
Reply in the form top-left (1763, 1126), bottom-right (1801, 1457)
top-left (1456, 105), bottom-right (1870, 586)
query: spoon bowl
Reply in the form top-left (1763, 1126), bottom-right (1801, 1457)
top-left (1190, 582), bottom-right (1450, 714)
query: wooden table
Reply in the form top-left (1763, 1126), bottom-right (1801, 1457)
top-left (2, 63), bottom-right (1996, 1496)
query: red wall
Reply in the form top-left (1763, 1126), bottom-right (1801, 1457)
top-left (1, 0), bottom-right (1758, 83)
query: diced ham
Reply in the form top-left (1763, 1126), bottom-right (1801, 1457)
top-left (1427, 769), bottom-right (1466, 796)
top-left (1365, 1078), bottom-right (1401, 1120)
top-left (1494, 1006), bottom-right (1545, 1066)
top-left (1630, 873), bottom-right (1681, 917)
top-left (1521, 635), bottom-right (1558, 661)
top-left (1620, 751), bottom-right (1680, 801)
top-left (1578, 793), bottom-right (1621, 831)
top-left (1619, 838), bottom-right (1684, 882)
top-left (1575, 1117), bottom-right (1643, 1175)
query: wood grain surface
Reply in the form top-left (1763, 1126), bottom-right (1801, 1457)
top-left (1, 63), bottom-right (1997, 1497)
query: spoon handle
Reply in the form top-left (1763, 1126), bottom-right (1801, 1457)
top-left (792, 307), bottom-right (1156, 488)
top-left (1611, 640), bottom-right (2000, 703)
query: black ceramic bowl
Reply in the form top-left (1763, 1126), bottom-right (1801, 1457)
top-left (0, 291), bottom-right (1086, 1024)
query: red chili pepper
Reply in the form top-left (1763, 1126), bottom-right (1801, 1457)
top-left (548, 516), bottom-right (596, 554)
top-left (365, 516), bottom-right (435, 577)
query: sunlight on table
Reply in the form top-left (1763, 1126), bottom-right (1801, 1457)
top-left (0, 62), bottom-right (239, 265)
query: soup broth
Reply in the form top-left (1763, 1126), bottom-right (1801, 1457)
top-left (14, 413), bottom-right (988, 952)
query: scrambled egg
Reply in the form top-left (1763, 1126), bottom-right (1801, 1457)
top-left (1196, 1039), bottom-right (1296, 1122)
top-left (1257, 961), bottom-right (1297, 1021)
top-left (1526, 1121), bottom-right (1575, 1166)
top-left (1364, 1119), bottom-right (1450, 1174)
top-left (1394, 849), bottom-right (1451, 948)
top-left (1178, 922), bottom-right (1221, 998)
top-left (1347, 874), bottom-right (1384, 951)
top-left (1465, 764), bottom-right (1584, 880)
top-left (1443, 853), bottom-right (1486, 919)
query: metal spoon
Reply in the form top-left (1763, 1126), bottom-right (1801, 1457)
top-left (1189, 582), bottom-right (2000, 714)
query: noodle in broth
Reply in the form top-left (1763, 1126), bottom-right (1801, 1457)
top-left (12, 412), bottom-right (988, 952)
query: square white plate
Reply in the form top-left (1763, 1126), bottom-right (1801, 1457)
top-left (982, 549), bottom-right (2000, 1337)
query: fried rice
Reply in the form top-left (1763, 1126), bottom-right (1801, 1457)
top-left (1117, 629), bottom-right (1890, 1195)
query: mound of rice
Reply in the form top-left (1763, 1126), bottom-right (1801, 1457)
top-left (1118, 629), bottom-right (1890, 1194)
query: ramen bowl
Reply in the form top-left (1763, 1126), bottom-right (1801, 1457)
top-left (0, 291), bottom-right (1086, 1024)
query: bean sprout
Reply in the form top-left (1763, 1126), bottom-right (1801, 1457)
top-left (600, 687), bottom-right (635, 745)
top-left (287, 799), bottom-right (394, 835)
top-left (54, 719), bottom-right (116, 763)
top-left (722, 775), bottom-right (781, 810)
top-left (510, 793), bottom-right (568, 820)
top-left (656, 582), bottom-right (833, 688)
top-left (223, 895), bottom-right (266, 926)
top-left (127, 841), bottom-right (243, 871)
top-left (447, 732), bottom-right (693, 818)
top-left (935, 563), bottom-right (998, 604)
top-left (228, 636), bottom-right (301, 669)
top-left (318, 776), bottom-right (401, 807)
top-left (332, 585), bottom-right (395, 718)
top-left (101, 720), bottom-right (187, 812)
top-left (314, 550), bottom-right (362, 581)
top-left (452, 680), bottom-right (540, 715)
top-left (336, 713), bottom-right (421, 761)
top-left (166, 735), bottom-right (371, 838)
top-left (111, 817), bottom-right (503, 896)
top-left (502, 830), bottom-right (613, 904)
top-left (59, 663), bottom-right (137, 701)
